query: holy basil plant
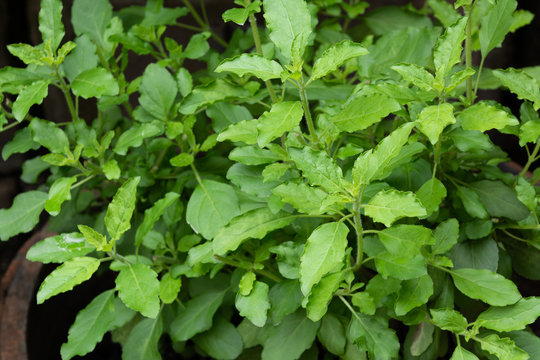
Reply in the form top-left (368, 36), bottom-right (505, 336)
top-left (1, 0), bottom-right (540, 358)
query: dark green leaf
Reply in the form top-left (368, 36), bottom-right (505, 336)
top-left (318, 313), bottom-right (346, 355)
top-left (236, 281), bottom-right (270, 327)
top-left (194, 317), bottom-right (243, 360)
top-left (349, 313), bottom-right (399, 360)
top-left (395, 274), bottom-right (434, 316)
top-left (479, 0), bottom-right (517, 57)
top-left (470, 180), bottom-right (529, 221)
top-left (139, 63), bottom-right (177, 121)
top-left (306, 272), bottom-right (342, 321)
top-left (269, 280), bottom-right (303, 325)
top-left (135, 192), bottom-right (180, 248)
top-left (122, 316), bottom-right (163, 360)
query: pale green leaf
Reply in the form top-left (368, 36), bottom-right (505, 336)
top-left (60, 290), bottom-right (115, 360)
top-left (416, 177), bottom-right (447, 216)
top-left (434, 17), bottom-right (468, 85)
top-left (12, 80), bottom-right (50, 121)
top-left (6, 43), bottom-right (45, 65)
top-left (113, 122), bottom-right (163, 155)
top-left (427, 0), bottom-right (461, 28)
top-left (186, 180), bottom-right (240, 240)
top-left (430, 308), bottom-right (468, 334)
top-left (30, 118), bottom-right (69, 154)
top-left (102, 159), bottom-right (120, 180)
top-left (289, 147), bottom-right (345, 193)
top-left (159, 272), bottom-right (181, 304)
top-left (311, 40), bottom-right (368, 81)
top-left (194, 317), bottom-right (243, 360)
top-left (458, 102), bottom-right (519, 132)
top-left (261, 310), bottom-right (319, 360)
top-left (216, 53), bottom-right (283, 81)
top-left (392, 63), bottom-right (435, 91)
top-left (447, 67), bottom-right (476, 93)
top-left (39, 0), bottom-right (64, 50)
top-left (476, 297), bottom-right (540, 332)
top-left (71, 68), bottom-right (119, 99)
top-left (122, 316), bottom-right (163, 360)
top-left (263, 0), bottom-right (312, 62)
top-left (375, 253), bottom-right (427, 280)
top-left (479, 0), bottom-right (517, 57)
top-left (478, 334), bottom-right (529, 360)
top-left (300, 222), bottom-right (348, 296)
top-left (364, 189), bottom-right (426, 227)
top-left (116, 263), bottom-right (160, 318)
top-left (349, 313), bottom-right (400, 360)
top-left (450, 268), bottom-right (521, 306)
top-left (351, 292), bottom-right (376, 315)
top-left (0, 191), bottom-right (48, 241)
top-left (257, 101), bottom-right (303, 147)
top-left (510, 10), bottom-right (535, 33)
top-left (273, 182), bottom-right (329, 215)
top-left (217, 119), bottom-right (258, 144)
top-left (306, 272), bottom-right (343, 321)
top-left (176, 67), bottom-right (192, 97)
top-left (450, 346), bottom-right (479, 360)
top-left (417, 103), bottom-right (456, 144)
top-left (135, 192), bottom-right (180, 248)
top-left (105, 177), bottom-right (140, 241)
top-left (213, 208), bottom-right (295, 255)
top-left (239, 271), bottom-right (256, 296)
top-left (519, 120), bottom-right (540, 146)
top-left (332, 94), bottom-right (401, 133)
top-left (183, 32), bottom-right (210, 59)
top-left (432, 218), bottom-right (459, 254)
top-left (378, 224), bottom-right (434, 256)
top-left (139, 63), bottom-right (177, 121)
top-left (37, 256), bottom-right (100, 304)
top-left (352, 122), bottom-right (416, 186)
top-left (395, 274), bottom-right (433, 316)
top-left (229, 146), bottom-right (281, 166)
top-left (236, 281), bottom-right (270, 327)
top-left (170, 290), bottom-right (225, 341)
top-left (27, 233), bottom-right (94, 263)
top-left (45, 176), bottom-right (77, 216)
top-left (78, 225), bottom-right (108, 251)
top-left (494, 68), bottom-right (540, 110)
top-left (63, 35), bottom-right (98, 82)
top-left (71, 0), bottom-right (113, 51)
top-left (179, 79), bottom-right (250, 115)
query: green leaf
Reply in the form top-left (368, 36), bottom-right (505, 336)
top-left (456, 186), bottom-right (489, 219)
top-left (395, 274), bottom-right (433, 316)
top-left (493, 68), bottom-right (540, 110)
top-left (45, 176), bottom-right (77, 216)
top-left (375, 253), bottom-right (427, 280)
top-left (239, 271), bottom-right (256, 296)
top-left (378, 225), bottom-right (434, 257)
top-left (332, 94), bottom-right (401, 133)
top-left (217, 119), bottom-right (258, 144)
top-left (392, 63), bottom-right (435, 91)
top-left (213, 208), bottom-right (295, 255)
top-left (139, 63), bottom-right (177, 121)
top-left (269, 280), bottom-right (303, 325)
top-left (450, 346), bottom-right (479, 360)
top-left (432, 218), bottom-right (459, 254)
top-left (427, 0), bottom-right (461, 28)
top-left (519, 120), bottom-right (540, 146)
top-left (417, 103), bottom-right (456, 144)
top-left (450, 129), bottom-right (494, 152)
top-left (2, 128), bottom-right (40, 160)
top-left (416, 177), bottom-right (447, 216)
top-left (216, 54), bottom-right (283, 81)
top-left (289, 147), bottom-right (345, 193)
top-left (351, 292), bottom-right (376, 315)
top-left (306, 272), bottom-right (343, 321)
top-left (229, 146), bottom-right (281, 166)
top-left (348, 313), bottom-right (400, 360)
top-left (179, 79), bottom-right (250, 115)
top-left (450, 268), bottom-right (521, 306)
top-left (475, 297), bottom-right (540, 332)
top-left (159, 272), bottom-right (181, 304)
top-left (135, 192), bottom-right (180, 248)
top-left (115, 263), bottom-right (160, 318)
top-left (122, 316), bottom-right (163, 360)
top-left (236, 281), bottom-right (270, 327)
top-left (352, 122), bottom-right (416, 186)
top-left (7, 44), bottom-right (45, 65)
top-left (510, 9), bottom-right (535, 32)
top-left (505, 330), bottom-right (540, 359)
top-left (105, 177), bottom-right (140, 241)
top-left (447, 67), bottom-right (476, 93)
top-left (311, 40), bottom-right (368, 81)
top-left (430, 308), bottom-right (468, 334)
top-left (60, 290), bottom-right (115, 360)
top-left (186, 180), bottom-right (240, 240)
top-left (176, 67), bottom-right (193, 97)
top-left (37, 256), bottom-right (100, 304)
top-left (257, 101), bottom-right (303, 147)
top-left (39, 0), bottom-right (64, 51)
top-left (478, 334), bottom-right (529, 360)
top-left (113, 122), bottom-right (163, 155)
top-left (458, 102), bottom-right (519, 132)
top-left (273, 182), bottom-right (329, 215)
top-left (30, 118), bottom-right (69, 154)
top-left (183, 32), bottom-right (210, 59)
top-left (318, 313), bottom-right (346, 355)
top-left (12, 80), bottom-right (50, 121)
top-left (516, 177), bottom-right (537, 211)
top-left (102, 159), bottom-right (120, 180)
top-left (261, 310), bottom-right (319, 360)
top-left (479, 0), bottom-right (517, 58)
top-left (263, 0), bottom-right (312, 63)
top-left (300, 222), bottom-right (348, 296)
top-left (170, 290), bottom-right (225, 341)
top-left (63, 35), bottom-right (99, 82)
top-left (27, 233), bottom-right (94, 263)
top-left (470, 180), bottom-right (529, 221)
top-left (450, 238), bottom-right (498, 272)
top-left (78, 225), bottom-right (108, 251)
top-left (194, 317), bottom-right (243, 360)
top-left (0, 191), bottom-right (48, 241)
top-left (71, 0), bottom-right (113, 51)
top-left (364, 189), bottom-right (426, 227)
top-left (71, 68), bottom-right (119, 99)
top-left (433, 17), bottom-right (467, 86)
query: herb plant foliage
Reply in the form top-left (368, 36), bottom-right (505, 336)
top-left (1, 0), bottom-right (540, 359)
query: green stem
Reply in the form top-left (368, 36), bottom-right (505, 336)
top-left (182, 0), bottom-right (228, 48)
top-left (519, 140), bottom-right (540, 177)
top-left (55, 67), bottom-right (78, 121)
top-left (298, 76), bottom-right (318, 144)
top-left (151, 148), bottom-right (168, 172)
top-left (338, 295), bottom-right (363, 322)
top-left (0, 121), bottom-right (21, 133)
top-left (465, 8), bottom-right (473, 104)
top-left (352, 201), bottom-right (364, 270)
top-left (71, 174), bottom-right (96, 189)
top-left (248, 13), bottom-right (278, 103)
top-left (473, 56), bottom-right (486, 101)
top-left (190, 162), bottom-right (203, 185)
top-left (175, 22), bottom-right (204, 32)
